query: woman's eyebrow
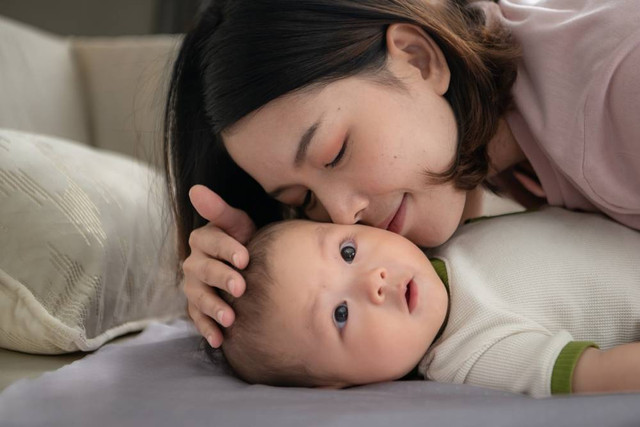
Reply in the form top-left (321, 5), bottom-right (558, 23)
top-left (294, 119), bottom-right (322, 167)
top-left (267, 116), bottom-right (324, 198)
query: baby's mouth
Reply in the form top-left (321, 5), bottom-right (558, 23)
top-left (405, 279), bottom-right (418, 314)
top-left (405, 283), bottom-right (410, 309)
top-left (404, 279), bottom-right (418, 314)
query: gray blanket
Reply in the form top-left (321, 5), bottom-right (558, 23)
top-left (1, 320), bottom-right (639, 427)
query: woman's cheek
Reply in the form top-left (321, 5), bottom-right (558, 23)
top-left (307, 203), bottom-right (331, 222)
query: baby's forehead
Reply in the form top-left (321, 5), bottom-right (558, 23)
top-left (269, 221), bottom-right (321, 251)
top-left (275, 219), bottom-right (340, 237)
top-left (267, 220), bottom-right (348, 263)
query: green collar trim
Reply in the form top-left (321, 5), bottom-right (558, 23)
top-left (430, 258), bottom-right (449, 295)
top-left (408, 258), bottom-right (450, 379)
top-left (430, 258), bottom-right (449, 343)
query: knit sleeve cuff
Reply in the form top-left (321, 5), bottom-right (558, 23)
top-left (551, 341), bottom-right (599, 395)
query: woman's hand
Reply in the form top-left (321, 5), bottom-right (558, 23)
top-left (182, 185), bottom-right (256, 347)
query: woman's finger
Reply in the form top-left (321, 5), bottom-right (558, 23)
top-left (183, 278), bottom-right (236, 327)
top-left (189, 184), bottom-right (256, 244)
top-left (183, 254), bottom-right (246, 297)
top-left (188, 223), bottom-right (250, 272)
top-left (188, 303), bottom-right (224, 348)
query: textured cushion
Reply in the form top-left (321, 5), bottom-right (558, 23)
top-left (0, 16), bottom-right (90, 145)
top-left (0, 129), bottom-right (185, 354)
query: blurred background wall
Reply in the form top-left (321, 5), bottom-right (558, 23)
top-left (0, 0), bottom-right (206, 35)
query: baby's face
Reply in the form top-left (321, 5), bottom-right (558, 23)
top-left (265, 221), bottom-right (448, 387)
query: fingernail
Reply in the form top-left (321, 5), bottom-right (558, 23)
top-left (232, 253), bottom-right (240, 268)
top-left (216, 310), bottom-right (225, 324)
top-left (206, 335), bottom-right (215, 348)
top-left (227, 279), bottom-right (236, 296)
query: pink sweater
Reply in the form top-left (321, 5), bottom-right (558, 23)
top-left (486, 0), bottom-right (640, 230)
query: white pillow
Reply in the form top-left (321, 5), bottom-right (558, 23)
top-left (0, 129), bottom-right (185, 354)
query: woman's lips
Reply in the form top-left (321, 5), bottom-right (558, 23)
top-left (386, 193), bottom-right (407, 234)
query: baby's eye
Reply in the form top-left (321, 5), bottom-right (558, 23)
top-left (340, 241), bottom-right (356, 263)
top-left (333, 302), bottom-right (348, 330)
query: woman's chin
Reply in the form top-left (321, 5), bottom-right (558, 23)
top-left (408, 225), bottom-right (456, 248)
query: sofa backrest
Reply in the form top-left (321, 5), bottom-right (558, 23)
top-left (0, 15), bottom-right (90, 144)
top-left (73, 35), bottom-right (180, 167)
top-left (0, 15), bottom-right (180, 168)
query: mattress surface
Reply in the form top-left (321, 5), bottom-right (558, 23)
top-left (0, 348), bottom-right (85, 392)
top-left (1, 320), bottom-right (639, 427)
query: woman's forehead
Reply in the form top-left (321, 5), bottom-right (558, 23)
top-left (223, 83), bottom-right (329, 138)
top-left (223, 74), bottom-right (390, 145)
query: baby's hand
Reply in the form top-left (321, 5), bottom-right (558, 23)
top-left (182, 185), bottom-right (255, 347)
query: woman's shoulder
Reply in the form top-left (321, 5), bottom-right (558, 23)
top-left (494, 0), bottom-right (638, 118)
top-left (496, 0), bottom-right (640, 220)
top-left (496, 0), bottom-right (638, 66)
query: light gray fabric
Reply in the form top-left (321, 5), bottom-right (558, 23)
top-left (1, 320), bottom-right (639, 427)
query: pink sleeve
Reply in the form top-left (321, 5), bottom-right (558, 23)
top-left (497, 0), bottom-right (640, 230)
top-left (583, 31), bottom-right (640, 218)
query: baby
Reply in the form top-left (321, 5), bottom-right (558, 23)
top-left (213, 207), bottom-right (640, 397)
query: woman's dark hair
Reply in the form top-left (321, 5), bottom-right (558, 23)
top-left (164, 0), bottom-right (520, 261)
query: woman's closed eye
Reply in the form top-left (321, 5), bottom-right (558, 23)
top-left (297, 135), bottom-right (349, 213)
top-left (333, 302), bottom-right (348, 330)
top-left (324, 135), bottom-right (349, 169)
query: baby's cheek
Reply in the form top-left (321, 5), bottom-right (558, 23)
top-left (370, 325), bottom-right (413, 359)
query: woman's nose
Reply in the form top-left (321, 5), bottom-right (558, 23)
top-left (320, 188), bottom-right (368, 225)
top-left (362, 267), bottom-right (388, 305)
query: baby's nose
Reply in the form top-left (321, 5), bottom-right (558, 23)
top-left (365, 267), bottom-right (387, 305)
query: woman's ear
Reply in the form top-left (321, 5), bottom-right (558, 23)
top-left (385, 23), bottom-right (451, 96)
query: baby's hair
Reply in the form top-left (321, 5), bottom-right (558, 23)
top-left (205, 220), bottom-right (326, 387)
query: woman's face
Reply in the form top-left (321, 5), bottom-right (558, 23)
top-left (223, 74), bottom-right (466, 247)
top-left (223, 26), bottom-right (468, 247)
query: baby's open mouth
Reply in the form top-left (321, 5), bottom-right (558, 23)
top-left (405, 283), bottom-right (411, 308)
top-left (405, 280), bottom-right (417, 314)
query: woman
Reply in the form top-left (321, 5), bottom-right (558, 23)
top-left (164, 0), bottom-right (640, 347)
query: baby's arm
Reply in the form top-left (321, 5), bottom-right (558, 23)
top-left (572, 343), bottom-right (640, 394)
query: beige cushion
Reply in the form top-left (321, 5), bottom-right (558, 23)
top-left (72, 35), bottom-right (181, 168)
top-left (0, 129), bottom-right (185, 354)
top-left (0, 16), bottom-right (90, 145)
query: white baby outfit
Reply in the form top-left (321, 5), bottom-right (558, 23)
top-left (419, 208), bottom-right (640, 397)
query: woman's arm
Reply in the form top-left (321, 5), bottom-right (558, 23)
top-left (572, 343), bottom-right (640, 394)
